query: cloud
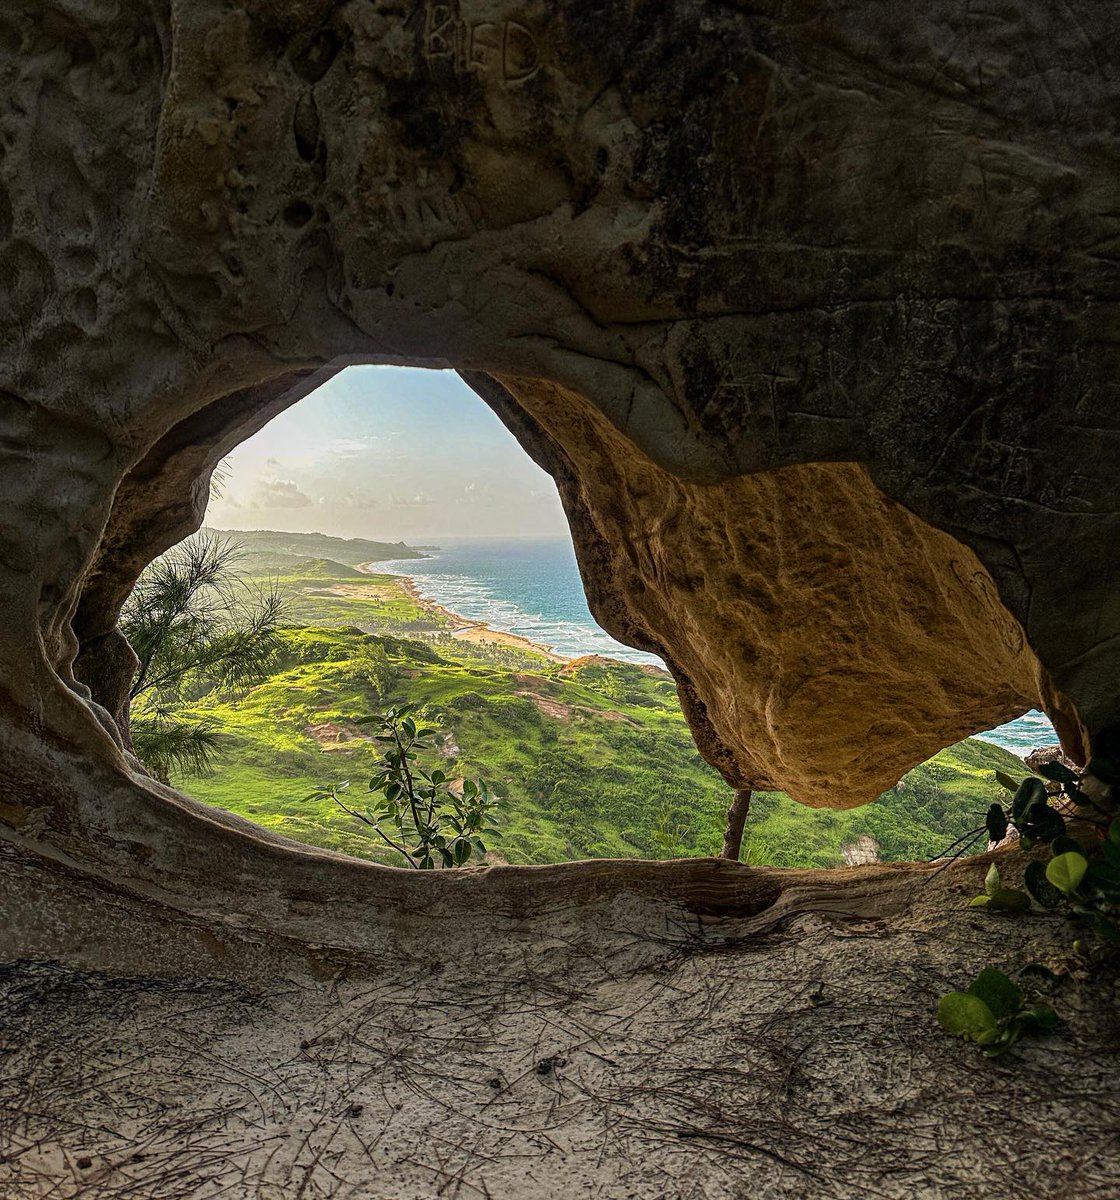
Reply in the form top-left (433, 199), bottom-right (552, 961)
top-left (328, 436), bottom-right (381, 459)
top-left (250, 478), bottom-right (314, 509)
top-left (391, 493), bottom-right (432, 507)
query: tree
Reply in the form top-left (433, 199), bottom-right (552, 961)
top-left (720, 789), bottom-right (753, 861)
top-left (121, 534), bottom-right (284, 782)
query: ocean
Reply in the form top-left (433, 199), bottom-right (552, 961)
top-left (375, 536), bottom-right (1057, 758)
top-left (377, 536), bottom-right (658, 664)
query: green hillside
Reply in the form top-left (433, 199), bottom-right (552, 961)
top-left (202, 528), bottom-right (427, 569)
top-left (165, 558), bottom-right (1030, 869)
top-left (262, 562), bottom-right (452, 635)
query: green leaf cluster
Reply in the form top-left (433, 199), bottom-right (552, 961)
top-left (123, 533), bottom-right (285, 780)
top-left (937, 968), bottom-right (1057, 1057)
top-left (943, 761), bottom-right (1120, 1057)
top-left (977, 767), bottom-right (1120, 950)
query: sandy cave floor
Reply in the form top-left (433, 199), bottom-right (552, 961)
top-left (2, 866), bottom-right (1120, 1200)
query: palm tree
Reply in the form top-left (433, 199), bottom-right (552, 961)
top-left (122, 534), bottom-right (284, 783)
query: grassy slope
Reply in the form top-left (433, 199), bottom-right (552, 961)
top-left (172, 561), bottom-right (1028, 869)
top-left (201, 528), bottom-right (427, 573)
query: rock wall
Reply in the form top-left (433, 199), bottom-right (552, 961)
top-left (3, 0), bottom-right (1117, 818)
top-left (1, 8), bottom-right (1120, 1189)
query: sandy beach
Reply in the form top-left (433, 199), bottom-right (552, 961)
top-left (356, 563), bottom-right (568, 663)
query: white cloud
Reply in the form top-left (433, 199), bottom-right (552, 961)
top-left (250, 478), bottom-right (314, 509)
top-left (329, 436), bottom-right (381, 459)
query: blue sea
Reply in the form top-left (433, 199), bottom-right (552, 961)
top-left (377, 536), bottom-right (660, 665)
top-left (375, 536), bottom-right (1056, 758)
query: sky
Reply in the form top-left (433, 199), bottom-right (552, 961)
top-left (205, 367), bottom-right (569, 540)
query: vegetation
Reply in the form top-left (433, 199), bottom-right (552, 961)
top-left (308, 705), bottom-right (499, 868)
top-left (939, 760), bottom-right (1120, 1056)
top-left (937, 968), bottom-right (1057, 1057)
top-left (967, 763), bottom-right (1120, 943)
top-left (200, 527), bottom-right (426, 574)
top-left (123, 535), bottom-right (284, 781)
top-left (144, 554), bottom-right (1033, 869)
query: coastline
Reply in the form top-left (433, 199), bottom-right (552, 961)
top-left (358, 563), bottom-right (569, 663)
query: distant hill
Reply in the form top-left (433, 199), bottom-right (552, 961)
top-left (283, 558), bottom-right (367, 579)
top-left (203, 529), bottom-right (426, 569)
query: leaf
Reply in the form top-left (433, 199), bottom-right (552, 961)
top-left (1110, 817), bottom-right (1120, 846)
top-left (967, 968), bottom-right (1021, 1020)
top-left (1051, 835), bottom-right (1085, 857)
top-left (995, 771), bottom-right (1022, 794)
top-left (1021, 802), bottom-right (1065, 845)
top-left (1065, 786), bottom-right (1094, 807)
top-left (938, 992), bottom-right (999, 1044)
top-left (981, 1034), bottom-right (1018, 1058)
top-left (1037, 761), bottom-right (1078, 785)
top-left (968, 895), bottom-right (992, 908)
top-left (1089, 914), bottom-right (1120, 946)
top-left (1024, 860), bottom-right (1064, 909)
top-left (986, 888), bottom-right (1031, 913)
top-left (984, 863), bottom-right (1001, 896)
top-left (1016, 1005), bottom-right (1058, 1030)
top-left (1085, 860), bottom-right (1120, 897)
top-left (1012, 777), bottom-right (1048, 823)
top-left (1046, 851), bottom-right (1088, 894)
top-left (1018, 962), bottom-right (1059, 984)
top-left (985, 804), bottom-right (1008, 844)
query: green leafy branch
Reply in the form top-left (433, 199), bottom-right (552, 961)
top-left (939, 757), bottom-right (1120, 1057)
top-left (307, 704), bottom-right (500, 869)
top-left (969, 764), bottom-right (1120, 945)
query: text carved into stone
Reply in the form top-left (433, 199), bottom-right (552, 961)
top-left (424, 7), bottom-right (539, 84)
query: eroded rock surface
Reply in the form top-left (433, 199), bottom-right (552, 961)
top-left (472, 373), bottom-right (1078, 804)
top-left (0, 0), bottom-right (1118, 1122)
top-left (2, 0), bottom-right (1117, 818)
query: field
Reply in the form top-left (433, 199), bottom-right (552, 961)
top-left (166, 551), bottom-right (1031, 869)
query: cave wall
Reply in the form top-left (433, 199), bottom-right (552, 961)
top-left (2, 6), bottom-right (1119, 1189)
top-left (0, 0), bottom-right (1116, 955)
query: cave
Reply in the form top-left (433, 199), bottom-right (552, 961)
top-left (2, 1), bottom-right (1119, 1195)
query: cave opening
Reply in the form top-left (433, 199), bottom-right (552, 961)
top-left (115, 364), bottom-right (1062, 872)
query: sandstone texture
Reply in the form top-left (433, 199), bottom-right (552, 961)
top-left (2, 0), bottom-right (1116, 814)
top-left (2, 3), bottom-right (1120, 1193)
